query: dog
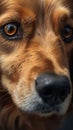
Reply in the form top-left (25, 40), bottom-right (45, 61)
top-left (0, 0), bottom-right (73, 130)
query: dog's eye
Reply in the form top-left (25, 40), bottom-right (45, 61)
top-left (61, 25), bottom-right (73, 43)
top-left (1, 22), bottom-right (22, 40)
top-left (4, 23), bottom-right (17, 36)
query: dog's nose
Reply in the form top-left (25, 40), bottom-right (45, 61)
top-left (35, 73), bottom-right (70, 104)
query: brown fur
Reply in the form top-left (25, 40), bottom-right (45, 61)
top-left (0, 0), bottom-right (73, 130)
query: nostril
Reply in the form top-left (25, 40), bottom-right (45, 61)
top-left (57, 84), bottom-right (70, 101)
top-left (35, 73), bottom-right (70, 104)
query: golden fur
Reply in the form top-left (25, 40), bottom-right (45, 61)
top-left (0, 0), bottom-right (73, 130)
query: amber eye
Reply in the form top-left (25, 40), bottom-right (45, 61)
top-left (4, 23), bottom-right (17, 36)
top-left (61, 25), bottom-right (73, 43)
top-left (1, 22), bottom-right (22, 40)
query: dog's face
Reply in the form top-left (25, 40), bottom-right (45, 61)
top-left (0, 0), bottom-right (73, 116)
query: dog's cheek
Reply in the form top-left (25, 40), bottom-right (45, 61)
top-left (1, 72), bottom-right (33, 109)
top-left (1, 74), bottom-right (22, 107)
top-left (69, 49), bottom-right (73, 84)
top-left (65, 43), bottom-right (73, 83)
top-left (1, 74), bottom-right (17, 93)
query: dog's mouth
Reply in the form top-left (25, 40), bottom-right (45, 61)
top-left (21, 92), bottom-right (71, 116)
top-left (24, 101), bottom-right (61, 115)
top-left (13, 73), bottom-right (72, 116)
top-left (20, 87), bottom-right (71, 116)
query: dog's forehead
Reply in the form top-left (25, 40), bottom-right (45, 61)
top-left (0, 0), bottom-right (59, 11)
top-left (0, 0), bottom-right (70, 12)
top-left (0, 0), bottom-right (70, 25)
top-left (0, 0), bottom-right (57, 19)
top-left (0, 0), bottom-right (68, 18)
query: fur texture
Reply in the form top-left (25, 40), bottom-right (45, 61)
top-left (0, 0), bottom-right (73, 130)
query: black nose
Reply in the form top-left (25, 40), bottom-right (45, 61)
top-left (35, 73), bottom-right (70, 104)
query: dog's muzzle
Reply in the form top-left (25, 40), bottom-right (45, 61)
top-left (18, 73), bottom-right (71, 115)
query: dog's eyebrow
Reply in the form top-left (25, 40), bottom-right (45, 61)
top-left (0, 1), bottom-right (8, 14)
top-left (0, 7), bottom-right (35, 26)
top-left (52, 6), bottom-right (70, 31)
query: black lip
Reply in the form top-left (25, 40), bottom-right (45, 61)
top-left (24, 102), bottom-right (60, 114)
